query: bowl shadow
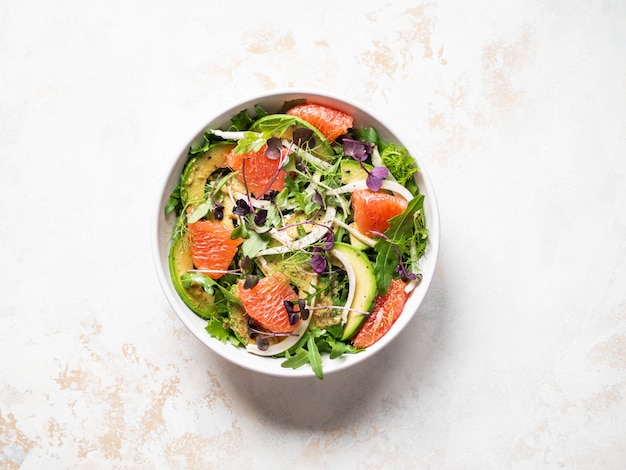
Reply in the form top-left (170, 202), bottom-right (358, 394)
top-left (219, 271), bottom-right (449, 431)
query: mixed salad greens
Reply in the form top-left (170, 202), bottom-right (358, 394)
top-left (165, 99), bottom-right (428, 378)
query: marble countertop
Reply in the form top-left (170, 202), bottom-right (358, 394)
top-left (2, 0), bottom-right (625, 468)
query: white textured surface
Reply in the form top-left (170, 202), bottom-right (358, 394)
top-left (2, 0), bottom-right (625, 468)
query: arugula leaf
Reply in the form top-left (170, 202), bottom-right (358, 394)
top-left (257, 116), bottom-right (296, 138)
top-left (234, 131), bottom-right (266, 154)
top-left (181, 272), bottom-right (242, 306)
top-left (230, 109), bottom-right (254, 131)
top-left (374, 195), bottom-right (425, 294)
top-left (327, 336), bottom-right (361, 359)
top-left (190, 131), bottom-right (224, 155)
top-left (254, 104), bottom-right (269, 118)
top-left (307, 335), bottom-right (323, 379)
top-left (165, 185), bottom-right (182, 214)
top-left (280, 99), bottom-right (306, 113)
top-left (281, 348), bottom-right (310, 369)
top-left (353, 126), bottom-right (379, 144)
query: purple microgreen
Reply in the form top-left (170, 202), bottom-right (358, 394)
top-left (283, 300), bottom-right (300, 325)
top-left (246, 318), bottom-right (298, 350)
top-left (239, 256), bottom-right (251, 272)
top-left (243, 274), bottom-right (259, 289)
top-left (292, 127), bottom-right (315, 148)
top-left (343, 138), bottom-right (368, 162)
top-left (254, 208), bottom-right (268, 226)
top-left (366, 166), bottom-right (389, 191)
top-left (233, 198), bottom-right (251, 216)
top-left (321, 230), bottom-right (334, 250)
top-left (265, 137), bottom-right (283, 160)
top-left (295, 160), bottom-right (308, 174)
top-left (256, 336), bottom-right (270, 351)
top-left (213, 202), bottom-right (224, 220)
top-left (311, 190), bottom-right (325, 209)
top-left (298, 299), bottom-right (310, 320)
top-left (310, 252), bottom-right (327, 274)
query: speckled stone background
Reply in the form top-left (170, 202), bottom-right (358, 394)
top-left (1, 0), bottom-right (625, 468)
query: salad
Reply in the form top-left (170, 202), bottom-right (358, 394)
top-left (165, 99), bottom-right (428, 378)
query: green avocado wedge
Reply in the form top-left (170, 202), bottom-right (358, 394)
top-left (329, 243), bottom-right (378, 341)
top-left (181, 141), bottom-right (235, 208)
top-left (340, 159), bottom-right (370, 184)
top-left (168, 236), bottom-right (217, 319)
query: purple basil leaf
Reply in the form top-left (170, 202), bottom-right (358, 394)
top-left (366, 173), bottom-right (383, 191)
top-left (310, 254), bottom-right (327, 273)
top-left (343, 138), bottom-right (367, 162)
top-left (370, 165), bottom-right (389, 179)
top-left (322, 231), bottom-right (334, 250)
top-left (265, 137), bottom-right (283, 160)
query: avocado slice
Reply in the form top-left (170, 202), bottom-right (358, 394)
top-left (168, 236), bottom-right (216, 319)
top-left (329, 243), bottom-right (377, 340)
top-left (340, 159), bottom-right (371, 184)
top-left (181, 141), bottom-right (235, 207)
top-left (249, 114), bottom-right (334, 160)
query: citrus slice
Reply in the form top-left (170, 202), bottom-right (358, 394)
top-left (188, 219), bottom-right (243, 279)
top-left (237, 274), bottom-right (300, 333)
top-left (352, 278), bottom-right (408, 348)
top-left (225, 145), bottom-right (286, 197)
top-left (351, 189), bottom-right (408, 236)
top-left (286, 103), bottom-right (353, 142)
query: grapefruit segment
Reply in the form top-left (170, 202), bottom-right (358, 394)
top-left (237, 274), bottom-right (300, 333)
top-left (286, 103), bottom-right (353, 142)
top-left (351, 189), bottom-right (408, 236)
top-left (225, 145), bottom-right (286, 197)
top-left (352, 278), bottom-right (408, 348)
top-left (188, 219), bottom-right (243, 279)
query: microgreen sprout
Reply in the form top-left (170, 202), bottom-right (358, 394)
top-left (243, 273), bottom-right (259, 289)
top-left (233, 198), bottom-right (251, 216)
top-left (253, 208), bottom-right (268, 226)
top-left (310, 247), bottom-right (327, 274)
top-left (213, 202), bottom-right (224, 220)
top-left (283, 299), bottom-right (310, 325)
top-left (343, 138), bottom-right (388, 191)
top-left (247, 318), bottom-right (298, 351)
top-left (292, 127), bottom-right (315, 148)
top-left (265, 137), bottom-right (283, 160)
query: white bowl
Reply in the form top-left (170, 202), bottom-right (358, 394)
top-left (152, 89), bottom-right (440, 378)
